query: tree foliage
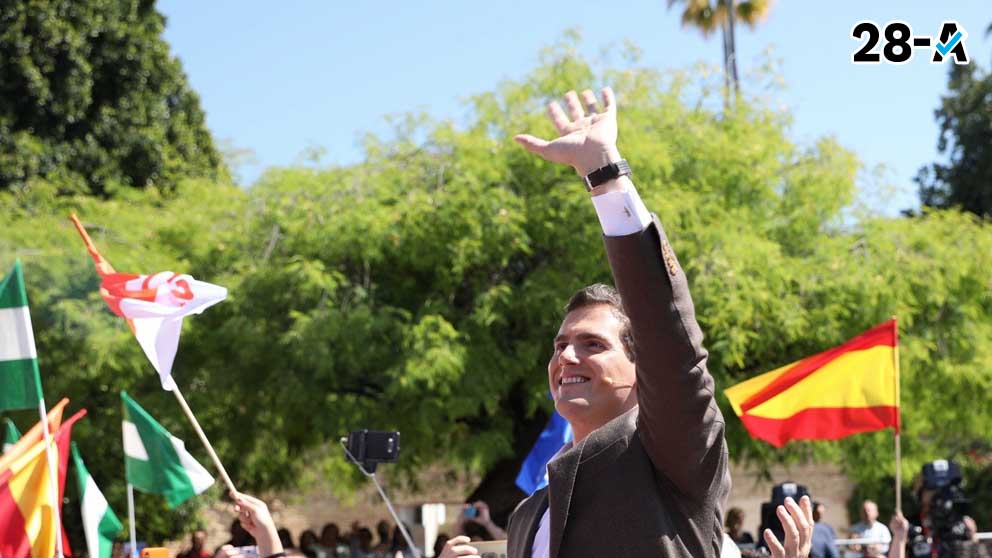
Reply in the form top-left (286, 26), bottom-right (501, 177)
top-left (1, 36), bottom-right (991, 544)
top-left (916, 63), bottom-right (992, 217)
top-left (0, 0), bottom-right (223, 196)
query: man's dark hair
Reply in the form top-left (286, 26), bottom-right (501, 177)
top-left (564, 283), bottom-right (635, 361)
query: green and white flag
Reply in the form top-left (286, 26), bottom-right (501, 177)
top-left (121, 391), bottom-right (213, 507)
top-left (72, 442), bottom-right (123, 558)
top-left (0, 261), bottom-right (43, 411)
top-left (3, 418), bottom-right (20, 453)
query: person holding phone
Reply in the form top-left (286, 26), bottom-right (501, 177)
top-left (457, 501), bottom-right (507, 542)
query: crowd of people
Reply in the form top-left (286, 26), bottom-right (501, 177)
top-left (170, 499), bottom-right (510, 558)
top-left (724, 496), bottom-right (989, 558)
top-left (173, 506), bottom-right (417, 558)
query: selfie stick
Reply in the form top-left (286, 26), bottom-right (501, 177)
top-left (340, 439), bottom-right (422, 558)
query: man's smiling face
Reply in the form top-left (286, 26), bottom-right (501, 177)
top-left (548, 303), bottom-right (637, 440)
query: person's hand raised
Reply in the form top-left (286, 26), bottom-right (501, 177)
top-left (232, 492), bottom-right (283, 557)
top-left (514, 87), bottom-right (621, 177)
top-left (763, 496), bottom-right (814, 558)
top-left (890, 511), bottom-right (910, 540)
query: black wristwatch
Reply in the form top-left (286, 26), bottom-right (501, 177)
top-left (583, 160), bottom-right (631, 191)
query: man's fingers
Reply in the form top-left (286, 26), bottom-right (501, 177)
top-left (564, 90), bottom-right (584, 121)
top-left (514, 134), bottom-right (551, 155)
top-left (547, 102), bottom-right (570, 134)
top-left (601, 86), bottom-right (616, 113)
top-left (763, 529), bottom-right (785, 558)
top-left (580, 89), bottom-right (599, 114)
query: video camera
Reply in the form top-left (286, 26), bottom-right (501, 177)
top-left (758, 482), bottom-right (811, 552)
top-left (908, 460), bottom-right (972, 558)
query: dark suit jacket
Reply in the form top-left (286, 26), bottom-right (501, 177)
top-left (507, 215), bottom-right (731, 558)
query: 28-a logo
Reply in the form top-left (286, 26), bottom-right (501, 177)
top-left (851, 21), bottom-right (969, 65)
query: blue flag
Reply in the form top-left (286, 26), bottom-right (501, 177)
top-left (515, 410), bottom-right (573, 495)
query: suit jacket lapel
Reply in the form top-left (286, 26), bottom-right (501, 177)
top-left (547, 437), bottom-right (584, 558)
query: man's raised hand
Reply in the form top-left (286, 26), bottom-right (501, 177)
top-left (514, 87), bottom-right (621, 177)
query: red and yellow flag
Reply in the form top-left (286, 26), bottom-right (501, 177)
top-left (0, 399), bottom-right (68, 472)
top-left (724, 320), bottom-right (899, 447)
top-left (0, 408), bottom-right (86, 558)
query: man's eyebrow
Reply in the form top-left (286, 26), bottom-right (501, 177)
top-left (553, 331), bottom-right (608, 344)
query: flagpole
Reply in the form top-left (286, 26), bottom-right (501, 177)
top-left (169, 382), bottom-right (237, 495)
top-left (38, 397), bottom-right (65, 558)
top-left (893, 316), bottom-right (902, 513)
top-left (128, 483), bottom-right (138, 558)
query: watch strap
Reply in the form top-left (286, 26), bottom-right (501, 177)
top-left (583, 160), bottom-right (631, 191)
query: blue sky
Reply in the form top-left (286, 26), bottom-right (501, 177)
top-left (159, 1), bottom-right (990, 215)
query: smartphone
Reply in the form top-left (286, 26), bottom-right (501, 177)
top-left (463, 506), bottom-right (478, 519)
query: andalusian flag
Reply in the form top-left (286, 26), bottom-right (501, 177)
top-left (121, 392), bottom-right (213, 507)
top-left (0, 409), bottom-right (86, 558)
top-left (725, 320), bottom-right (899, 447)
top-left (71, 216), bottom-right (227, 390)
top-left (0, 261), bottom-right (43, 411)
top-left (71, 443), bottom-right (122, 558)
top-left (3, 419), bottom-right (21, 453)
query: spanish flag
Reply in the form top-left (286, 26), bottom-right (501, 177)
top-left (725, 320), bottom-right (899, 447)
top-left (0, 408), bottom-right (86, 558)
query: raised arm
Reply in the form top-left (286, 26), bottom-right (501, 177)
top-left (516, 87), bottom-right (728, 502)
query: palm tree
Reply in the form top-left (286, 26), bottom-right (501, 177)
top-left (666, 0), bottom-right (774, 95)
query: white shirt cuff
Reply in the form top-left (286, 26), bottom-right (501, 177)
top-left (591, 185), bottom-right (652, 236)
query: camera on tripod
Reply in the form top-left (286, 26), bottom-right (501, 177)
top-left (758, 482), bottom-right (811, 552)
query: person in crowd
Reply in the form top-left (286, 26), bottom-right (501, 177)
top-left (373, 521), bottom-right (392, 556)
top-left (726, 507), bottom-right (755, 546)
top-left (299, 530), bottom-right (320, 558)
top-left (319, 523), bottom-right (342, 558)
top-left (278, 528), bottom-right (307, 558)
top-left (216, 519), bottom-right (257, 556)
top-left (440, 84), bottom-right (813, 558)
top-left (347, 525), bottom-right (374, 558)
top-left (179, 529), bottom-right (212, 558)
top-left (277, 528), bottom-right (295, 551)
top-left (456, 501), bottom-right (507, 542)
top-left (433, 534), bottom-right (450, 558)
top-left (851, 500), bottom-right (892, 556)
top-left (389, 524), bottom-right (415, 558)
top-left (810, 502), bottom-right (838, 558)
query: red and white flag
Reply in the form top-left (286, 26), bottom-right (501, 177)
top-left (70, 215), bottom-right (227, 390)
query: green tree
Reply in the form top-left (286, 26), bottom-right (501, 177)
top-left (916, 63), bottom-right (992, 217)
top-left (665, 0), bottom-right (773, 95)
top-left (0, 0), bottom-right (224, 196)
